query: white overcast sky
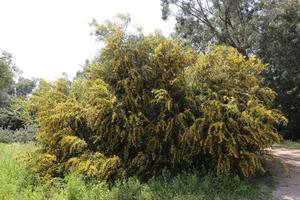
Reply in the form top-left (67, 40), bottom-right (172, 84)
top-left (0, 0), bottom-right (175, 81)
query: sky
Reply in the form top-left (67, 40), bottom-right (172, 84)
top-left (0, 0), bottom-right (175, 81)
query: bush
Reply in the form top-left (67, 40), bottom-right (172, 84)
top-left (0, 97), bottom-right (33, 130)
top-left (184, 46), bottom-right (287, 176)
top-left (30, 17), bottom-right (286, 182)
top-left (0, 124), bottom-right (38, 143)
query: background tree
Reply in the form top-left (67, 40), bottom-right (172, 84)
top-left (0, 51), bottom-right (14, 106)
top-left (161, 0), bottom-right (260, 55)
top-left (256, 0), bottom-right (300, 139)
top-left (0, 50), bottom-right (36, 130)
top-left (15, 77), bottom-right (37, 97)
top-left (0, 97), bottom-right (33, 130)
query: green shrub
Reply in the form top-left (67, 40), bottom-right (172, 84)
top-left (0, 124), bottom-right (38, 143)
top-left (30, 17), bottom-right (286, 182)
top-left (0, 97), bottom-right (33, 130)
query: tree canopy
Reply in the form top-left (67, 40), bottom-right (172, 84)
top-left (257, 1), bottom-right (300, 139)
top-left (0, 51), bottom-right (14, 106)
top-left (161, 0), bottom-right (260, 55)
top-left (0, 51), bottom-right (36, 130)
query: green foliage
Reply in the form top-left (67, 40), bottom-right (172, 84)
top-left (31, 18), bottom-right (285, 182)
top-left (257, 0), bottom-right (300, 139)
top-left (0, 51), bottom-right (36, 132)
top-left (0, 51), bottom-right (14, 91)
top-left (0, 97), bottom-right (34, 130)
top-left (273, 140), bottom-right (300, 150)
top-left (0, 51), bottom-right (14, 106)
top-left (161, 0), bottom-right (260, 55)
top-left (0, 143), bottom-right (41, 200)
top-left (15, 77), bottom-right (37, 97)
top-left (0, 143), bottom-right (271, 200)
top-left (0, 124), bottom-right (37, 143)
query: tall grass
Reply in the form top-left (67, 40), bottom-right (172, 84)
top-left (0, 143), bottom-right (271, 200)
top-left (0, 143), bottom-right (41, 199)
top-left (273, 140), bottom-right (300, 149)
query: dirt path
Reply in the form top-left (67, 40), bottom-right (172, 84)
top-left (267, 148), bottom-right (300, 200)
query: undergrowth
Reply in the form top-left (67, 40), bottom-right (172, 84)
top-left (0, 143), bottom-right (271, 200)
top-left (0, 124), bottom-right (37, 143)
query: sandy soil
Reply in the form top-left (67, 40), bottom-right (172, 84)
top-left (267, 148), bottom-right (300, 200)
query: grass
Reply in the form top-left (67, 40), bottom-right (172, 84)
top-left (0, 143), bottom-right (272, 200)
top-left (273, 140), bottom-right (300, 149)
